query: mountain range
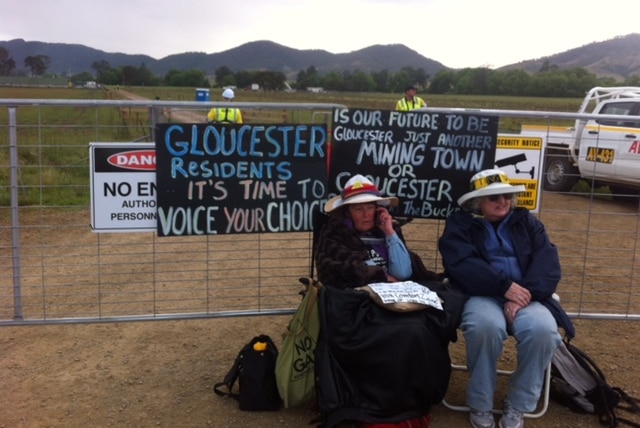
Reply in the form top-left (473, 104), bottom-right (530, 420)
top-left (2, 34), bottom-right (640, 80)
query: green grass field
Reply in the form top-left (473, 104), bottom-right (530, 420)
top-left (1, 86), bottom-right (585, 206)
top-left (120, 85), bottom-right (583, 111)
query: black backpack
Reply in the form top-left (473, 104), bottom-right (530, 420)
top-left (214, 335), bottom-right (282, 411)
top-left (551, 338), bottom-right (640, 427)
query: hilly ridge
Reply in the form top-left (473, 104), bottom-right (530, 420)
top-left (1, 34), bottom-right (639, 80)
top-left (500, 34), bottom-right (640, 80)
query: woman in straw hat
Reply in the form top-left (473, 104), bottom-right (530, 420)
top-left (316, 173), bottom-right (414, 287)
top-left (313, 174), bottom-right (461, 428)
top-left (438, 169), bottom-right (574, 428)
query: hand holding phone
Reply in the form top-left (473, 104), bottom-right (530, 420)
top-left (376, 208), bottom-right (393, 235)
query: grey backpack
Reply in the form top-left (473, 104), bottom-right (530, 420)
top-left (551, 339), bottom-right (640, 427)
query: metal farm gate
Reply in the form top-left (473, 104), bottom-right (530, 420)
top-left (2, 97), bottom-right (640, 326)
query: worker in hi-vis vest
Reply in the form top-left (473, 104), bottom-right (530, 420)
top-left (207, 88), bottom-right (243, 123)
top-left (395, 85), bottom-right (426, 111)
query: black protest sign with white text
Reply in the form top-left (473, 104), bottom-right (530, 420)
top-left (155, 123), bottom-right (328, 236)
top-left (329, 108), bottom-right (497, 218)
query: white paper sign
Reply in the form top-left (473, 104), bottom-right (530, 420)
top-left (89, 142), bottom-right (157, 232)
top-left (367, 281), bottom-right (443, 310)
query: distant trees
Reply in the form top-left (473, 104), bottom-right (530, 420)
top-left (285, 63), bottom-right (639, 97)
top-left (214, 66), bottom-right (235, 87)
top-left (91, 60), bottom-right (112, 80)
top-left (212, 67), bottom-right (286, 90)
top-left (0, 47), bottom-right (16, 76)
top-left (91, 60), bottom-right (169, 86)
top-left (627, 75), bottom-right (640, 86)
top-left (249, 71), bottom-right (287, 91)
top-left (427, 66), bottom-right (611, 97)
top-left (70, 71), bottom-right (94, 82)
top-left (1, 43), bottom-right (639, 96)
top-left (165, 69), bottom-right (208, 87)
top-left (24, 55), bottom-right (51, 76)
top-left (293, 65), bottom-right (430, 93)
top-left (296, 66), bottom-right (320, 89)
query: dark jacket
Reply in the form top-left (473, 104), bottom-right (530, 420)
top-left (315, 285), bottom-right (455, 427)
top-left (313, 212), bottom-right (465, 427)
top-left (438, 207), bottom-right (575, 338)
top-left (315, 214), bottom-right (441, 288)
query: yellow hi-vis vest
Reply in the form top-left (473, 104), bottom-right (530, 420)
top-left (207, 107), bottom-right (243, 124)
top-left (395, 96), bottom-right (426, 111)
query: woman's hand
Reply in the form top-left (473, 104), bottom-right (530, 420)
top-left (376, 207), bottom-right (395, 236)
top-left (504, 282), bottom-right (531, 307)
top-left (504, 301), bottom-right (522, 324)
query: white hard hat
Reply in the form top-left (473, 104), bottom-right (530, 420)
top-left (222, 88), bottom-right (235, 99)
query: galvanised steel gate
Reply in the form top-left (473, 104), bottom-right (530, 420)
top-left (2, 98), bottom-right (639, 325)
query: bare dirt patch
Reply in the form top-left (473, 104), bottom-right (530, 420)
top-left (2, 191), bottom-right (640, 427)
top-left (2, 317), bottom-right (639, 427)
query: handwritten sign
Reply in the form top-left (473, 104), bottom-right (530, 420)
top-left (368, 281), bottom-right (443, 310)
top-left (155, 123), bottom-right (328, 236)
top-left (329, 108), bottom-right (498, 218)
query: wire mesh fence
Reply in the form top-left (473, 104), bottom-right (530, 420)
top-left (1, 97), bottom-right (639, 325)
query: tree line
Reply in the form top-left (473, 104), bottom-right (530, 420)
top-left (0, 47), bottom-right (51, 76)
top-left (1, 46), bottom-right (639, 97)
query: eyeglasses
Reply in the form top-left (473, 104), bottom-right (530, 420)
top-left (487, 193), bottom-right (512, 202)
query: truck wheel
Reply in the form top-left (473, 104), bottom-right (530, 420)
top-left (543, 155), bottom-right (579, 192)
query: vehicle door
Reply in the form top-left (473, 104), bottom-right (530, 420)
top-left (578, 101), bottom-right (636, 182)
top-left (612, 103), bottom-right (640, 184)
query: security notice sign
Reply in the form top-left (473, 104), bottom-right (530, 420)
top-left (89, 142), bottom-right (157, 232)
top-left (494, 136), bottom-right (544, 212)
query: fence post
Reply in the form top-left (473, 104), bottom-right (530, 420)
top-left (8, 106), bottom-right (23, 320)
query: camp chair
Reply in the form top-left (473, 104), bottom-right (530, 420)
top-left (442, 358), bottom-right (552, 418)
top-left (441, 295), bottom-right (562, 418)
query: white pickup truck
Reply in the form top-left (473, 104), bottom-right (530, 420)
top-left (523, 87), bottom-right (640, 193)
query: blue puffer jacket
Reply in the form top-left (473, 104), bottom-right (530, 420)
top-left (438, 208), bottom-right (575, 339)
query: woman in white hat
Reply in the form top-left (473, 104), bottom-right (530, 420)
top-left (316, 173), bottom-right (412, 286)
top-left (313, 174), bottom-right (451, 428)
top-left (438, 169), bottom-right (574, 428)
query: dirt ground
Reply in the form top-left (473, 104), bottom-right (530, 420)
top-left (2, 92), bottom-right (639, 427)
top-left (2, 198), bottom-right (640, 428)
top-left (1, 315), bottom-right (639, 428)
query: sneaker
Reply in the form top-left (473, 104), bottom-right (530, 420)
top-left (469, 409), bottom-right (495, 428)
top-left (498, 402), bottom-right (524, 428)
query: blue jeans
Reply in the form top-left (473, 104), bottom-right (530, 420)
top-left (461, 296), bottom-right (561, 412)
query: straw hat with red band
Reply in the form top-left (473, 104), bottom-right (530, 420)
top-left (324, 174), bottom-right (398, 213)
top-left (457, 169), bottom-right (526, 207)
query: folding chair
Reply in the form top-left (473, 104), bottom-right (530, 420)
top-left (442, 357), bottom-right (552, 418)
top-left (442, 293), bottom-right (562, 418)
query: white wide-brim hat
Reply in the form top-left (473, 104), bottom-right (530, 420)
top-left (324, 174), bottom-right (398, 213)
top-left (457, 169), bottom-right (526, 206)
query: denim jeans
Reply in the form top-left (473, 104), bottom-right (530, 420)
top-left (461, 296), bottom-right (561, 412)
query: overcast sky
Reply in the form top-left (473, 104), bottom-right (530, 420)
top-left (2, 0), bottom-right (638, 69)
